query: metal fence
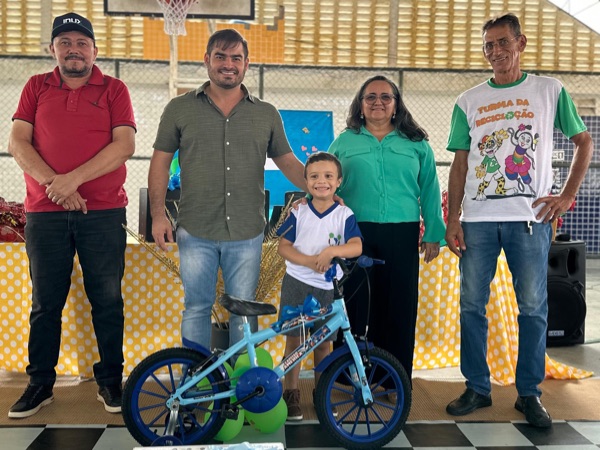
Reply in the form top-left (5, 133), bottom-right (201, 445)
top-left (1, 56), bottom-right (598, 254)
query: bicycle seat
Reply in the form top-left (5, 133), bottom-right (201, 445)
top-left (219, 294), bottom-right (277, 316)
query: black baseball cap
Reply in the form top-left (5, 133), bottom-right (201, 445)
top-left (51, 12), bottom-right (95, 41)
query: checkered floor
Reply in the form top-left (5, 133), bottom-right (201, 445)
top-left (3, 420), bottom-right (600, 449)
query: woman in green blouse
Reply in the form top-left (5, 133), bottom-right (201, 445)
top-left (329, 75), bottom-right (445, 383)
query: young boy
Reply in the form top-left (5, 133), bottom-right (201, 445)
top-left (276, 152), bottom-right (363, 421)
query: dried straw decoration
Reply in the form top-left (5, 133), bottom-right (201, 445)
top-left (122, 224), bottom-right (180, 279)
top-left (254, 197), bottom-right (295, 303)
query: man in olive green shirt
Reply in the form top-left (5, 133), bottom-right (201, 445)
top-left (149, 29), bottom-right (305, 349)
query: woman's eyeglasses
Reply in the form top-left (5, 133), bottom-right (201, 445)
top-left (361, 94), bottom-right (396, 105)
top-left (483, 36), bottom-right (520, 54)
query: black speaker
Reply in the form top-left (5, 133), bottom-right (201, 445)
top-left (546, 240), bottom-right (586, 346)
top-left (138, 188), bottom-right (180, 242)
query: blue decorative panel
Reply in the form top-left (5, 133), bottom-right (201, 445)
top-left (265, 110), bottom-right (334, 208)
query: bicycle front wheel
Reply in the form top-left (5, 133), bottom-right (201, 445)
top-left (314, 346), bottom-right (411, 450)
top-left (122, 347), bottom-right (227, 446)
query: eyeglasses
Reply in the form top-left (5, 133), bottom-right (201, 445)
top-left (483, 36), bottom-right (520, 54)
top-left (361, 94), bottom-right (396, 105)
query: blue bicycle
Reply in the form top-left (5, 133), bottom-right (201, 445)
top-left (122, 256), bottom-right (411, 449)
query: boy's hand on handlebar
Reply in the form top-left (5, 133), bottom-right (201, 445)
top-left (315, 248), bottom-right (335, 273)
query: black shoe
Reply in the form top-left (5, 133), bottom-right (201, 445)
top-left (8, 384), bottom-right (54, 419)
top-left (515, 395), bottom-right (552, 428)
top-left (446, 388), bottom-right (492, 416)
top-left (97, 384), bottom-right (122, 413)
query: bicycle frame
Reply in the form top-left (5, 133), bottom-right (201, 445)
top-left (165, 296), bottom-right (373, 411)
top-left (123, 256), bottom-right (410, 449)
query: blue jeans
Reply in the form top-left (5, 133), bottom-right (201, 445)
top-left (459, 221), bottom-right (551, 398)
top-left (177, 227), bottom-right (263, 349)
top-left (25, 209), bottom-right (126, 387)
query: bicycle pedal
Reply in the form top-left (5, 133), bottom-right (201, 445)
top-left (221, 404), bottom-right (239, 420)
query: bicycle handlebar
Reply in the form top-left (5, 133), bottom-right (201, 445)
top-left (330, 255), bottom-right (385, 277)
top-left (327, 255), bottom-right (384, 299)
top-left (356, 255), bottom-right (385, 268)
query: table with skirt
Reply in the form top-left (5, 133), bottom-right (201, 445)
top-left (0, 243), bottom-right (591, 383)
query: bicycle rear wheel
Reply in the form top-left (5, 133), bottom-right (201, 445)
top-left (122, 347), bottom-right (227, 446)
top-left (314, 346), bottom-right (411, 450)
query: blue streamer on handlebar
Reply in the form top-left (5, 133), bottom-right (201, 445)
top-left (324, 265), bottom-right (337, 282)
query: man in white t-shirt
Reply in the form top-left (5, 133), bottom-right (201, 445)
top-left (444, 12), bottom-right (593, 428)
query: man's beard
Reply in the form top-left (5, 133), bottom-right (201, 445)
top-left (60, 59), bottom-right (91, 78)
top-left (208, 66), bottom-right (246, 90)
top-left (61, 67), bottom-right (90, 77)
top-left (214, 78), bottom-right (241, 89)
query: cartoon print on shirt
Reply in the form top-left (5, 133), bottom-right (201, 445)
top-left (325, 232), bottom-right (342, 281)
top-left (328, 232), bottom-right (341, 246)
top-left (504, 124), bottom-right (539, 197)
top-left (473, 129), bottom-right (517, 200)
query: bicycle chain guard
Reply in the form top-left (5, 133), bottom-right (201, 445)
top-left (235, 366), bottom-right (283, 413)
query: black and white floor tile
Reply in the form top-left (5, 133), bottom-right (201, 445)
top-left (2, 420), bottom-right (600, 449)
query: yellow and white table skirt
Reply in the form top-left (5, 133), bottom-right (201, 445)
top-left (0, 243), bottom-right (591, 383)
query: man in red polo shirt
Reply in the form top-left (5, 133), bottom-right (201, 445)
top-left (7, 12), bottom-right (136, 419)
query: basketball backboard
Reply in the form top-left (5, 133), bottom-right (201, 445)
top-left (104, 0), bottom-right (255, 20)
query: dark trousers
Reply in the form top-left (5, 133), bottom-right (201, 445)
top-left (24, 209), bottom-right (126, 387)
top-left (337, 222), bottom-right (420, 381)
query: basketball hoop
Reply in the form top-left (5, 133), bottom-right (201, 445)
top-left (156, 0), bottom-right (198, 36)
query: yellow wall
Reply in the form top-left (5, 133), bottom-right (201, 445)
top-left (1, 0), bottom-right (599, 72)
top-left (142, 19), bottom-right (286, 64)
